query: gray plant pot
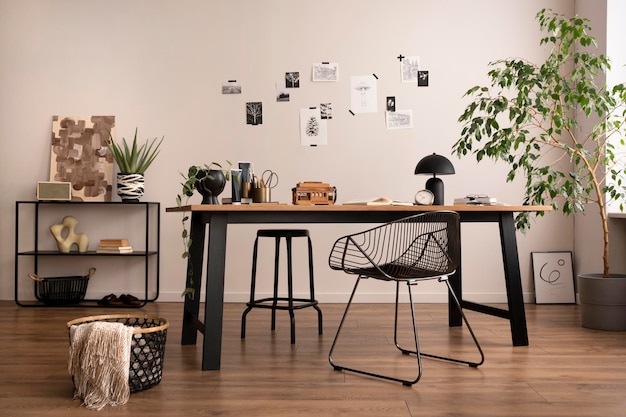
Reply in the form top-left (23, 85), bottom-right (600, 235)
top-left (578, 273), bottom-right (626, 331)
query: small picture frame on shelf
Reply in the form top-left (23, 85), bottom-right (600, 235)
top-left (37, 181), bottom-right (72, 201)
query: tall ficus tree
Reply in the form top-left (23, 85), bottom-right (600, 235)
top-left (453, 8), bottom-right (626, 277)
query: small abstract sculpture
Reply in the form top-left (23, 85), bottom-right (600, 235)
top-left (50, 216), bottom-right (89, 253)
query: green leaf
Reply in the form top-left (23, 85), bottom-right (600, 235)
top-left (107, 128), bottom-right (164, 174)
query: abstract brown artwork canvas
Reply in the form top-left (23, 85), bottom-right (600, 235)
top-left (50, 115), bottom-right (115, 201)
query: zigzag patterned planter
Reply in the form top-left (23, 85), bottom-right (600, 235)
top-left (117, 173), bottom-right (145, 202)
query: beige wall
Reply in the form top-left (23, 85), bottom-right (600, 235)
top-left (1, 0), bottom-right (577, 303)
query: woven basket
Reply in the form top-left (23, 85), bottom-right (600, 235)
top-left (28, 267), bottom-right (95, 305)
top-left (67, 314), bottom-right (169, 393)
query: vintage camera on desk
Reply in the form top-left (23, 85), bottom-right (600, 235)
top-left (292, 182), bottom-right (337, 205)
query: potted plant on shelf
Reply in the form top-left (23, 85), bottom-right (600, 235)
top-left (107, 128), bottom-right (164, 202)
top-left (452, 8), bottom-right (626, 330)
top-left (176, 161), bottom-right (232, 299)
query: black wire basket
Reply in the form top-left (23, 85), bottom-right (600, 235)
top-left (67, 314), bottom-right (169, 393)
top-left (28, 267), bottom-right (95, 305)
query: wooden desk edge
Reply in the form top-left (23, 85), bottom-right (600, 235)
top-left (166, 204), bottom-right (553, 213)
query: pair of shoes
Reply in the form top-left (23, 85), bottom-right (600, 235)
top-left (97, 293), bottom-right (143, 306)
top-left (97, 293), bottom-right (123, 305)
top-left (119, 294), bottom-right (142, 306)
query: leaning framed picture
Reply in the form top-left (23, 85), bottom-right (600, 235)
top-left (531, 251), bottom-right (576, 304)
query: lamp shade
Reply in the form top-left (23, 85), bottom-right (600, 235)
top-left (414, 153), bottom-right (455, 176)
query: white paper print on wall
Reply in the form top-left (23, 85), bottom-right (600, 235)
top-left (386, 110), bottom-right (413, 129)
top-left (401, 56), bottom-right (420, 83)
top-left (300, 107), bottom-right (328, 146)
top-left (350, 75), bottom-right (378, 114)
top-left (312, 62), bottom-right (339, 82)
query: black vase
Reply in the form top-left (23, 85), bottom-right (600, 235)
top-left (195, 169), bottom-right (226, 204)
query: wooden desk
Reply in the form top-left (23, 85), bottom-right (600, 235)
top-left (166, 204), bottom-right (550, 370)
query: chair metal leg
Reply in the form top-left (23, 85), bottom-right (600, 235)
top-left (271, 237), bottom-right (281, 331)
top-left (286, 236), bottom-right (296, 344)
top-left (393, 276), bottom-right (485, 368)
top-left (241, 309), bottom-right (249, 339)
top-left (314, 304), bottom-right (323, 335)
top-left (330, 275), bottom-right (484, 386)
top-left (329, 276), bottom-right (422, 386)
top-left (442, 277), bottom-right (485, 367)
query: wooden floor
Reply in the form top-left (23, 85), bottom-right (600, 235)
top-left (1, 300), bottom-right (625, 416)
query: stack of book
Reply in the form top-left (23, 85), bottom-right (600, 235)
top-left (96, 238), bottom-right (133, 254)
top-left (454, 195), bottom-right (498, 205)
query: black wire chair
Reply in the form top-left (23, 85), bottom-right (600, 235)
top-left (327, 211), bottom-right (484, 386)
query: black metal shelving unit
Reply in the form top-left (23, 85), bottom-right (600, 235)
top-left (15, 201), bottom-right (160, 307)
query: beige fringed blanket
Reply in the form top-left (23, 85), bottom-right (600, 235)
top-left (68, 321), bottom-right (134, 410)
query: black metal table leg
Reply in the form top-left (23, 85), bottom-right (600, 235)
top-left (448, 227), bottom-right (463, 327)
top-left (181, 212), bottom-right (206, 346)
top-left (499, 212), bottom-right (529, 346)
top-left (201, 215), bottom-right (228, 370)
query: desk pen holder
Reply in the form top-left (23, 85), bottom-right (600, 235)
top-left (242, 182), bottom-right (252, 198)
top-left (253, 187), bottom-right (271, 203)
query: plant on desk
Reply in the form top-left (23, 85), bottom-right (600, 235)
top-left (453, 9), bottom-right (626, 329)
top-left (176, 162), bottom-right (232, 298)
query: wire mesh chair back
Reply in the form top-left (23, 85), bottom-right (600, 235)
top-left (328, 211), bottom-right (460, 281)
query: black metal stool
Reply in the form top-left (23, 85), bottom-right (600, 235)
top-left (241, 229), bottom-right (323, 344)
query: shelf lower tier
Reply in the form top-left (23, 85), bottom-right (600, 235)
top-left (17, 251), bottom-right (158, 256)
top-left (15, 299), bottom-right (154, 308)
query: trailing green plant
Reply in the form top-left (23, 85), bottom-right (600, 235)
top-left (176, 162), bottom-right (232, 299)
top-left (453, 8), bottom-right (626, 277)
top-left (107, 127), bottom-right (164, 173)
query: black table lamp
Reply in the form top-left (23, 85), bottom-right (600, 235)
top-left (414, 153), bottom-right (455, 205)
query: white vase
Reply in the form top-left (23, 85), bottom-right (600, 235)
top-left (117, 173), bottom-right (145, 202)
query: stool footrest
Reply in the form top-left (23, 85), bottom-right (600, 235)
top-left (247, 297), bottom-right (319, 310)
